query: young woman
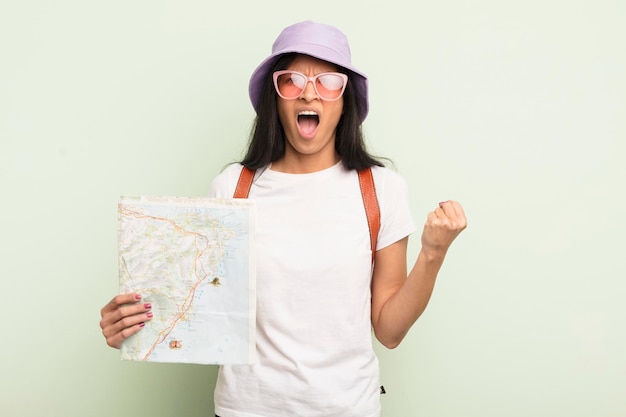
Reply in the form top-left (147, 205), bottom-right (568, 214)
top-left (100, 20), bottom-right (467, 417)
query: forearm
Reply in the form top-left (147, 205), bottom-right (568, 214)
top-left (373, 247), bottom-right (446, 348)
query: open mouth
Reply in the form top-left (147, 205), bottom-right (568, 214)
top-left (297, 110), bottom-right (319, 137)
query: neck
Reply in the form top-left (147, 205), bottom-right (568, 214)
top-left (271, 152), bottom-right (340, 174)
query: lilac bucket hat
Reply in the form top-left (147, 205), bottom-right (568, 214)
top-left (248, 20), bottom-right (369, 122)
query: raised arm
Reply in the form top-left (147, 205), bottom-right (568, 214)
top-left (371, 200), bottom-right (467, 348)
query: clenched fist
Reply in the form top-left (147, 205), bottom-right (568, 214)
top-left (421, 200), bottom-right (467, 256)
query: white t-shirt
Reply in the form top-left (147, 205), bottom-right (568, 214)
top-left (209, 161), bottom-right (417, 417)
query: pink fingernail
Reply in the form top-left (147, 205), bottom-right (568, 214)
top-left (139, 322), bottom-right (145, 328)
top-left (439, 201), bottom-right (447, 207)
top-left (144, 303), bottom-right (152, 309)
top-left (134, 294), bottom-right (142, 300)
top-left (146, 312), bottom-right (153, 319)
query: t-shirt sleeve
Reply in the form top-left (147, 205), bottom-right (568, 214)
top-left (374, 167), bottom-right (419, 250)
top-left (208, 163), bottom-right (244, 198)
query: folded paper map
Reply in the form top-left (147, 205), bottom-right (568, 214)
top-left (117, 196), bottom-right (256, 365)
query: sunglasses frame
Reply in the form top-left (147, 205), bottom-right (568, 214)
top-left (272, 70), bottom-right (348, 101)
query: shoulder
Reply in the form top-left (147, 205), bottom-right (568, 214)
top-left (369, 165), bottom-right (417, 249)
top-left (208, 163), bottom-right (245, 198)
top-left (370, 165), bottom-right (411, 196)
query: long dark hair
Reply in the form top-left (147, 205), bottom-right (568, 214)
top-left (240, 53), bottom-right (384, 171)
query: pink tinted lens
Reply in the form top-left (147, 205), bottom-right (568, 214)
top-left (316, 74), bottom-right (345, 99)
top-left (276, 72), bottom-right (307, 98)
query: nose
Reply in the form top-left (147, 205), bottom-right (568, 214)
top-left (299, 79), bottom-right (318, 101)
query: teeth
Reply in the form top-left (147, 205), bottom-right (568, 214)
top-left (298, 111), bottom-right (318, 116)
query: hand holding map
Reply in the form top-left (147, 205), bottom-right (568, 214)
top-left (100, 293), bottom-right (152, 349)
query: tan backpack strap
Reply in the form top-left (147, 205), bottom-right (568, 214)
top-left (233, 166), bottom-right (256, 198)
top-left (358, 167), bottom-right (381, 264)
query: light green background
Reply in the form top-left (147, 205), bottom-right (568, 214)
top-left (1, 1), bottom-right (624, 416)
